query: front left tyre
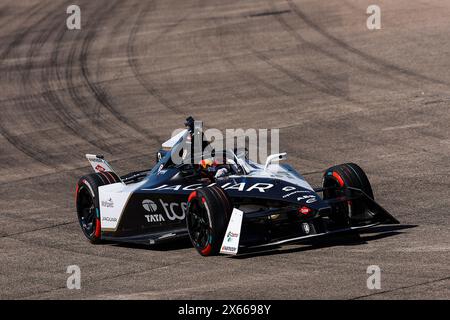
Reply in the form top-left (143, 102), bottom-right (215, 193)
top-left (186, 185), bottom-right (232, 256)
top-left (75, 172), bottom-right (120, 244)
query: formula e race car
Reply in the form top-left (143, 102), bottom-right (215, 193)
top-left (75, 117), bottom-right (399, 256)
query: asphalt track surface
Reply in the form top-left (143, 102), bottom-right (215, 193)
top-left (0, 0), bottom-right (449, 299)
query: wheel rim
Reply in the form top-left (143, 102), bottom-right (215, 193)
top-left (187, 199), bottom-right (211, 249)
top-left (77, 186), bottom-right (97, 237)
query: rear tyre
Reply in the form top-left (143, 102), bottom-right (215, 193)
top-left (75, 172), bottom-right (120, 244)
top-left (323, 163), bottom-right (373, 224)
top-left (186, 185), bottom-right (232, 256)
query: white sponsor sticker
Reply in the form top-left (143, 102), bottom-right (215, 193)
top-left (98, 183), bottom-right (132, 230)
top-left (220, 208), bottom-right (244, 255)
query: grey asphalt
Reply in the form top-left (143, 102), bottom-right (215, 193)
top-left (0, 0), bottom-right (449, 299)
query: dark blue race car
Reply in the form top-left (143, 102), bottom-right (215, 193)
top-left (76, 117), bottom-right (399, 256)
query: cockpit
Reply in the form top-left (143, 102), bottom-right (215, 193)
top-left (151, 138), bottom-right (249, 181)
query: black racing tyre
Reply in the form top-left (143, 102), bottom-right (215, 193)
top-left (75, 172), bottom-right (121, 244)
top-left (186, 185), bottom-right (232, 256)
top-left (322, 163), bottom-right (374, 224)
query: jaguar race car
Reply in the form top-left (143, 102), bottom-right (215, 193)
top-left (75, 117), bottom-right (399, 256)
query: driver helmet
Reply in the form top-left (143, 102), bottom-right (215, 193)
top-left (199, 158), bottom-right (218, 170)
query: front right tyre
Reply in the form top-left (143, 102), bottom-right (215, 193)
top-left (186, 185), bottom-right (232, 256)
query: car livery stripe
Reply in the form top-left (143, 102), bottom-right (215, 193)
top-left (96, 172), bottom-right (108, 185)
top-left (201, 244), bottom-right (211, 255)
top-left (104, 171), bottom-right (116, 183)
top-left (95, 218), bottom-right (101, 238)
top-left (100, 171), bottom-right (112, 184)
top-left (332, 172), bottom-right (345, 187)
top-left (188, 191), bottom-right (197, 203)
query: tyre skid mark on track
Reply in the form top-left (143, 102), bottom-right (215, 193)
top-left (222, 7), bottom-right (359, 103)
top-left (285, 0), bottom-right (450, 89)
top-left (271, 0), bottom-right (410, 88)
top-left (266, 0), bottom-right (357, 98)
top-left (0, 0), bottom-right (58, 166)
top-left (0, 1), bottom-right (50, 63)
top-left (18, 3), bottom-right (82, 167)
top-left (249, 47), bottom-right (357, 102)
top-left (44, 1), bottom-right (134, 155)
top-left (126, 1), bottom-right (192, 114)
top-left (0, 221), bottom-right (76, 239)
top-left (15, 261), bottom-right (191, 300)
top-left (212, 16), bottom-right (291, 98)
top-left (77, 0), bottom-right (162, 145)
top-left (93, 0), bottom-right (162, 145)
top-left (0, 2), bottom-right (43, 32)
top-left (79, 1), bottom-right (147, 138)
top-left (0, 48), bottom-right (297, 106)
top-left (279, 114), bottom-right (450, 160)
top-left (41, 23), bottom-right (118, 154)
top-left (0, 152), bottom-right (150, 187)
top-left (266, 0), bottom-right (414, 92)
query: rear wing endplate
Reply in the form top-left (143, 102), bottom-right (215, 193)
top-left (86, 154), bottom-right (124, 184)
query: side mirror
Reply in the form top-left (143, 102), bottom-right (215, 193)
top-left (264, 153), bottom-right (287, 171)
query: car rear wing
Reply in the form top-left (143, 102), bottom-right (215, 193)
top-left (86, 154), bottom-right (124, 184)
top-left (161, 129), bottom-right (188, 151)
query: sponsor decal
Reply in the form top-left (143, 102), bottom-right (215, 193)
top-left (89, 158), bottom-right (103, 163)
top-left (183, 184), bottom-right (204, 191)
top-left (144, 182), bottom-right (274, 193)
top-left (297, 195), bottom-right (317, 203)
top-left (220, 208), bottom-right (243, 255)
top-left (157, 169), bottom-right (167, 175)
top-left (102, 216), bottom-right (117, 222)
top-left (227, 231), bottom-right (239, 242)
top-left (101, 198), bottom-right (114, 208)
top-left (302, 222), bottom-right (310, 234)
top-left (221, 245), bottom-right (237, 252)
top-left (142, 199), bottom-right (158, 212)
top-left (145, 214), bottom-right (165, 223)
top-left (95, 164), bottom-right (106, 172)
top-left (144, 184), bottom-right (205, 192)
top-left (141, 198), bottom-right (187, 221)
top-left (230, 182), bottom-right (274, 193)
top-left (160, 199), bottom-right (187, 221)
top-left (282, 190), bottom-right (310, 198)
top-left (282, 186), bottom-right (296, 192)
